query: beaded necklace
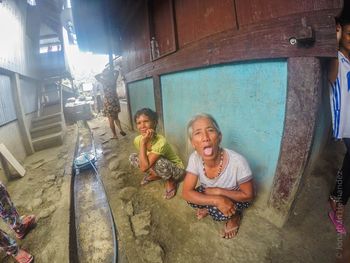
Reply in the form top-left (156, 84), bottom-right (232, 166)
top-left (202, 148), bottom-right (224, 180)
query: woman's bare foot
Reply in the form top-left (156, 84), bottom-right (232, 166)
top-left (141, 169), bottom-right (161, 185)
top-left (196, 208), bottom-right (209, 220)
top-left (221, 214), bottom-right (240, 239)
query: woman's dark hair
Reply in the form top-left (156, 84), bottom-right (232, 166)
top-left (134, 108), bottom-right (158, 125)
top-left (337, 17), bottom-right (350, 27)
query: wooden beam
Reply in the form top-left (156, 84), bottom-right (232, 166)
top-left (268, 57), bottom-right (322, 226)
top-left (0, 144), bottom-right (26, 177)
top-left (11, 73), bottom-right (35, 155)
top-left (125, 82), bottom-right (134, 130)
top-left (124, 9), bottom-right (339, 83)
top-left (153, 75), bottom-right (164, 133)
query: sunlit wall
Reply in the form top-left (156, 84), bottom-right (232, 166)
top-left (0, 0), bottom-right (38, 77)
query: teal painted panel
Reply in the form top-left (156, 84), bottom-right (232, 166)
top-left (128, 78), bottom-right (155, 122)
top-left (161, 60), bottom-right (287, 184)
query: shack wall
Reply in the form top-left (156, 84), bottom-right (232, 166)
top-left (0, 0), bottom-right (40, 161)
top-left (128, 78), bottom-right (156, 127)
top-left (115, 0), bottom-right (343, 226)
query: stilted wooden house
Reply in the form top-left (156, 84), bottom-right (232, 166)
top-left (71, 0), bottom-right (344, 226)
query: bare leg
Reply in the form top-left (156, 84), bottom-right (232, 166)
top-left (113, 114), bottom-right (126, 135)
top-left (147, 168), bottom-right (161, 181)
top-left (108, 117), bottom-right (117, 138)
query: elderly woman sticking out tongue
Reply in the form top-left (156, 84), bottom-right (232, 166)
top-left (182, 114), bottom-right (254, 239)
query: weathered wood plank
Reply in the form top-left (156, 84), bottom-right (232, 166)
top-left (268, 57), bottom-right (322, 226)
top-left (0, 143), bottom-right (26, 177)
top-left (152, 75), bottom-right (164, 133)
top-left (235, 0), bottom-right (342, 27)
top-left (123, 9), bottom-right (340, 83)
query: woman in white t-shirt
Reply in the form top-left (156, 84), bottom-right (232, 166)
top-left (182, 114), bottom-right (254, 239)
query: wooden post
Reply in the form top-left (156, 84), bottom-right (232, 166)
top-left (125, 82), bottom-right (134, 130)
top-left (0, 144), bottom-right (26, 177)
top-left (153, 74), bottom-right (164, 134)
top-left (11, 73), bottom-right (35, 155)
top-left (268, 57), bottom-right (322, 226)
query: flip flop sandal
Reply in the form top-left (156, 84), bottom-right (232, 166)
top-left (328, 210), bottom-right (347, 235)
top-left (13, 249), bottom-right (34, 263)
top-left (120, 131), bottom-right (127, 136)
top-left (221, 215), bottom-right (241, 239)
top-left (15, 215), bottom-right (36, 239)
top-left (221, 225), bottom-right (239, 239)
top-left (140, 176), bottom-right (160, 186)
top-left (163, 183), bottom-right (178, 199)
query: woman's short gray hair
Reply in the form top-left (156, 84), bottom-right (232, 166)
top-left (187, 113), bottom-right (221, 139)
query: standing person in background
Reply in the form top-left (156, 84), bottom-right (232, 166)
top-left (328, 17), bottom-right (350, 235)
top-left (0, 182), bottom-right (36, 263)
top-left (95, 67), bottom-right (127, 139)
top-left (92, 80), bottom-right (104, 114)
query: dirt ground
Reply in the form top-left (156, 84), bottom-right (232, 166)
top-left (0, 116), bottom-right (348, 263)
top-left (90, 117), bottom-right (350, 263)
top-left (0, 125), bottom-right (77, 263)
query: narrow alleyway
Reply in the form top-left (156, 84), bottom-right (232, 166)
top-left (1, 1), bottom-right (348, 262)
top-left (0, 116), bottom-right (347, 263)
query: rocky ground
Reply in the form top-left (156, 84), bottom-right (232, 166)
top-left (90, 117), bottom-right (350, 263)
top-left (0, 116), bottom-right (348, 263)
top-left (0, 125), bottom-right (76, 262)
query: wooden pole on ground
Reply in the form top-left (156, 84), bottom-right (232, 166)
top-left (0, 143), bottom-right (26, 177)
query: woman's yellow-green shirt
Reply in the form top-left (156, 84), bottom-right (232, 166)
top-left (133, 134), bottom-right (184, 168)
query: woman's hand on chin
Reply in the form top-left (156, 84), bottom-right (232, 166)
top-left (141, 129), bottom-right (154, 144)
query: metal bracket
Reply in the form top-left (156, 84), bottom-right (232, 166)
top-left (289, 17), bottom-right (315, 46)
